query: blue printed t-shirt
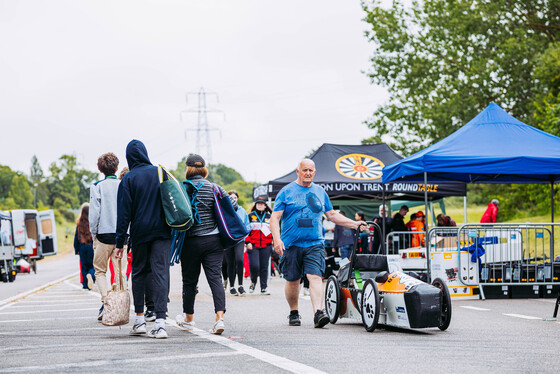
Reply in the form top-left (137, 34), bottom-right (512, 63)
top-left (273, 182), bottom-right (333, 249)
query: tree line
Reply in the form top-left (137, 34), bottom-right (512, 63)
top-left (0, 154), bottom-right (256, 222)
top-left (362, 0), bottom-right (560, 220)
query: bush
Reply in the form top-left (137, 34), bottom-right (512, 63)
top-left (57, 208), bottom-right (75, 223)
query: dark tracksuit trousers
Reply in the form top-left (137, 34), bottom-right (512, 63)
top-left (225, 241), bottom-right (244, 287)
top-left (79, 245), bottom-right (95, 288)
top-left (131, 239), bottom-right (170, 319)
top-left (247, 245), bottom-right (272, 290)
top-left (181, 234), bottom-right (226, 314)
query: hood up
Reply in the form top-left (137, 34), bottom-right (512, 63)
top-left (126, 139), bottom-right (152, 169)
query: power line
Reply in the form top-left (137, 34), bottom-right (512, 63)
top-left (179, 87), bottom-right (225, 163)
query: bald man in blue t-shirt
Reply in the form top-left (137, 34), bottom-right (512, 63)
top-left (270, 159), bottom-right (366, 328)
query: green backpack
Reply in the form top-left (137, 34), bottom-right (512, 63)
top-left (157, 165), bottom-right (194, 231)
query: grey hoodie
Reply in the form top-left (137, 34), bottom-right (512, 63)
top-left (89, 175), bottom-right (120, 242)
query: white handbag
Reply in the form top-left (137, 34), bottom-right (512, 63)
top-left (102, 259), bottom-right (130, 326)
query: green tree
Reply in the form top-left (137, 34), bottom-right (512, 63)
top-left (207, 164), bottom-right (243, 186)
top-left (361, 0), bottom-right (560, 155)
top-left (45, 154), bottom-right (97, 209)
top-left (170, 156), bottom-right (188, 181)
top-left (0, 165), bottom-right (16, 200)
top-left (30, 155), bottom-right (44, 184)
top-left (223, 180), bottom-right (256, 210)
top-left (8, 174), bottom-right (34, 209)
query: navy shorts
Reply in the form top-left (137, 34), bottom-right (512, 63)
top-left (279, 244), bottom-right (325, 282)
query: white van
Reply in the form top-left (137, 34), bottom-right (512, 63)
top-left (0, 209), bottom-right (58, 282)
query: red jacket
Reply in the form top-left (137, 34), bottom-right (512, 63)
top-left (245, 211), bottom-right (273, 247)
top-left (480, 203), bottom-right (498, 223)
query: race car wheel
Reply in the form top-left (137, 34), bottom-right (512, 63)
top-left (361, 279), bottom-right (380, 332)
top-left (325, 275), bottom-right (340, 324)
top-left (432, 277), bottom-right (452, 331)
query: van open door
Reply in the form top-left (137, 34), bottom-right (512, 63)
top-left (38, 210), bottom-right (57, 257)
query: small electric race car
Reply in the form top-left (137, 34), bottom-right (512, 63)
top-left (325, 230), bottom-right (451, 332)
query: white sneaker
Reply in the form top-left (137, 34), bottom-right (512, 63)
top-left (210, 319), bottom-right (225, 335)
top-left (130, 322), bottom-right (147, 335)
top-left (86, 274), bottom-right (94, 290)
top-left (175, 314), bottom-right (196, 331)
top-left (303, 287), bottom-right (310, 296)
top-left (147, 326), bottom-right (168, 339)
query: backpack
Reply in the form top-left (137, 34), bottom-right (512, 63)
top-left (157, 165), bottom-right (193, 232)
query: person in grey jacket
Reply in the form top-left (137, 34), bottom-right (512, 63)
top-left (175, 154), bottom-right (228, 335)
top-left (89, 152), bottom-right (127, 321)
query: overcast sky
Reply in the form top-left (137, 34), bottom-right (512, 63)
top-left (0, 0), bottom-right (389, 183)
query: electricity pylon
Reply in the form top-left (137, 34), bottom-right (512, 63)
top-left (180, 87), bottom-right (225, 163)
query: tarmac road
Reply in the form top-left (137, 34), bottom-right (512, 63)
top-left (0, 254), bottom-right (559, 373)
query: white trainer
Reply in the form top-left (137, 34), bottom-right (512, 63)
top-left (175, 314), bottom-right (196, 331)
top-left (210, 319), bottom-right (225, 335)
top-left (147, 326), bottom-right (168, 339)
top-left (86, 273), bottom-right (94, 290)
top-left (130, 322), bottom-right (147, 335)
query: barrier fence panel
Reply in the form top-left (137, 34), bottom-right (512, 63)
top-left (427, 224), bottom-right (560, 299)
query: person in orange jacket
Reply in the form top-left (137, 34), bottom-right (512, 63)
top-left (409, 211), bottom-right (425, 247)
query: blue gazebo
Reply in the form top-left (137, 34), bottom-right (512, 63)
top-left (382, 102), bottom-right (560, 223)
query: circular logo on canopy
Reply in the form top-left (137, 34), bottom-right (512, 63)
top-left (335, 153), bottom-right (384, 180)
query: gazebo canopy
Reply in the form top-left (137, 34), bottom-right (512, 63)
top-left (383, 103), bottom-right (560, 184)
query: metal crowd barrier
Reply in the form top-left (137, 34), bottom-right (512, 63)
top-left (386, 231), bottom-right (427, 255)
top-left (427, 224), bottom-right (560, 299)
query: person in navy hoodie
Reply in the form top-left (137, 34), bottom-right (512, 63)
top-left (115, 140), bottom-right (171, 339)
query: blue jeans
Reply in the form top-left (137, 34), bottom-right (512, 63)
top-left (339, 244), bottom-right (352, 260)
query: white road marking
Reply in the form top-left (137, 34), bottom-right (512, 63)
top-left (536, 299), bottom-right (557, 304)
top-left (0, 339), bottom-right (170, 352)
top-left (0, 316), bottom-right (93, 323)
top-left (0, 351), bottom-right (243, 372)
top-left (503, 313), bottom-right (542, 320)
top-left (28, 294), bottom-right (94, 299)
top-left (65, 279), bottom-right (102, 298)
top-left (9, 302), bottom-right (100, 307)
top-left (460, 306), bottom-right (491, 311)
top-left (0, 308), bottom-right (98, 315)
top-left (10, 273), bottom-right (325, 374)
top-left (0, 327), bottom-right (107, 335)
top-left (169, 321), bottom-right (327, 374)
top-left (0, 271), bottom-right (79, 307)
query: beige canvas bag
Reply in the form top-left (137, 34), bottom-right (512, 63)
top-left (102, 259), bottom-right (130, 326)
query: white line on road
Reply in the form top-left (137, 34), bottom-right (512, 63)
top-left (460, 306), bottom-right (491, 311)
top-left (0, 308), bottom-right (98, 315)
top-left (65, 279), bottom-right (101, 298)
top-left (0, 327), bottom-right (107, 335)
top-left (169, 321), bottom-right (327, 374)
top-left (12, 300), bottom-right (99, 310)
top-left (0, 316), bottom-right (93, 323)
top-left (0, 271), bottom-right (79, 310)
top-left (0, 338), bottom-right (173, 352)
top-left (536, 299), bottom-right (557, 304)
top-left (28, 294), bottom-right (94, 299)
top-left (0, 351), bottom-right (243, 372)
top-left (503, 313), bottom-right (542, 320)
top-left (9, 301), bottom-right (100, 307)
